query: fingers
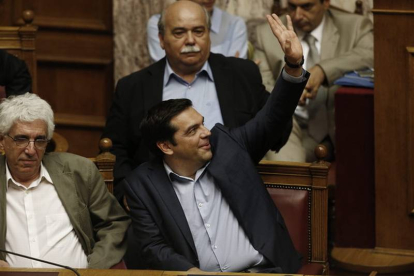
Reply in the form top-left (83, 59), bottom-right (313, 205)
top-left (286, 15), bottom-right (294, 31)
top-left (234, 51), bottom-right (240, 58)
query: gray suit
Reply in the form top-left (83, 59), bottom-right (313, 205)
top-left (254, 9), bottom-right (373, 160)
top-left (0, 152), bottom-right (130, 268)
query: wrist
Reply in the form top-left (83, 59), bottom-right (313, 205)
top-left (284, 55), bottom-right (304, 68)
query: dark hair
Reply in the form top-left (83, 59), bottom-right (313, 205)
top-left (141, 98), bottom-right (193, 157)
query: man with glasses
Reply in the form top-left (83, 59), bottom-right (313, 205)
top-left (0, 93), bottom-right (130, 268)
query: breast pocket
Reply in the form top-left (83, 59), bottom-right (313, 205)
top-left (46, 213), bottom-right (73, 248)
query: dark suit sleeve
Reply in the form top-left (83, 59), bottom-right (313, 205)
top-left (124, 179), bottom-right (196, 271)
top-left (230, 71), bottom-right (309, 163)
top-left (0, 50), bottom-right (32, 96)
top-left (102, 78), bottom-right (136, 200)
top-left (233, 57), bottom-right (292, 152)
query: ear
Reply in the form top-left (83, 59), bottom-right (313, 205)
top-left (156, 140), bottom-right (173, 155)
top-left (0, 136), bottom-right (5, 152)
top-left (159, 33), bottom-right (165, 50)
top-left (323, 0), bottom-right (330, 9)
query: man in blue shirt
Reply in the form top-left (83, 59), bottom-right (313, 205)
top-left (103, 0), bottom-right (290, 202)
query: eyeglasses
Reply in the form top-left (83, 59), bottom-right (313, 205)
top-left (5, 134), bottom-right (50, 150)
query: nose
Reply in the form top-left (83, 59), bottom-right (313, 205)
top-left (200, 125), bottom-right (211, 138)
top-left (292, 7), bottom-right (304, 21)
top-left (24, 141), bottom-right (36, 155)
top-left (186, 30), bottom-right (195, 44)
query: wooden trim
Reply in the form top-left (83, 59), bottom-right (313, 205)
top-left (17, 17), bottom-right (110, 32)
top-left (407, 47), bottom-right (414, 216)
top-left (54, 113), bottom-right (106, 128)
top-left (37, 55), bottom-right (112, 65)
top-left (372, 9), bottom-right (414, 15)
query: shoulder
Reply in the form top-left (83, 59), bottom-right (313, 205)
top-left (44, 152), bottom-right (96, 169)
top-left (328, 9), bottom-right (371, 29)
top-left (118, 59), bottom-right (165, 84)
top-left (209, 53), bottom-right (257, 71)
top-left (148, 14), bottom-right (161, 25)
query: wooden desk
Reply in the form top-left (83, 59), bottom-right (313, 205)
top-left (0, 268), bottom-right (318, 276)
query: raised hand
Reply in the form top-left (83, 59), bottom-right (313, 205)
top-left (266, 14), bottom-right (303, 67)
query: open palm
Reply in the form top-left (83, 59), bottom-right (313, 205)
top-left (266, 14), bottom-right (303, 65)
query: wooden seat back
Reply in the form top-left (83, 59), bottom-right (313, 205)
top-left (0, 10), bottom-right (37, 95)
top-left (257, 145), bottom-right (330, 274)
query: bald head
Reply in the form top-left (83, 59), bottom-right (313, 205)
top-left (158, 1), bottom-right (211, 36)
top-left (157, 0), bottom-right (212, 78)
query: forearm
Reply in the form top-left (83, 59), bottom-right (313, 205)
top-left (87, 166), bottom-right (130, 268)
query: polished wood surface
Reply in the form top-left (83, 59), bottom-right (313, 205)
top-left (0, 0), bottom-right (113, 157)
top-left (89, 138), bottom-right (116, 194)
top-left (0, 268), bottom-right (311, 276)
top-left (373, 0), bottom-right (414, 251)
top-left (330, 0), bottom-right (414, 274)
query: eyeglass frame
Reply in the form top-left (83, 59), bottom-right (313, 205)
top-left (4, 134), bottom-right (50, 150)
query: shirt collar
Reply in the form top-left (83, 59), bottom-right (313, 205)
top-left (6, 161), bottom-right (53, 191)
top-left (210, 6), bottom-right (221, 34)
top-left (163, 160), bottom-right (210, 183)
top-left (163, 59), bottom-right (214, 86)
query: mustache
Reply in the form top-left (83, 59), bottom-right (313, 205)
top-left (181, 45), bottom-right (201, 54)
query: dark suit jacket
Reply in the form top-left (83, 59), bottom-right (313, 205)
top-left (124, 71), bottom-right (309, 273)
top-left (0, 49), bottom-right (32, 96)
top-left (102, 53), bottom-right (292, 200)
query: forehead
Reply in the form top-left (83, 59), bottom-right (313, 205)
top-left (165, 2), bottom-right (207, 29)
top-left (171, 107), bottom-right (202, 130)
top-left (288, 0), bottom-right (321, 6)
top-left (9, 120), bottom-right (48, 136)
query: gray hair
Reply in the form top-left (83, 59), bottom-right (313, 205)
top-left (0, 93), bottom-right (55, 140)
top-left (158, 2), bottom-right (211, 36)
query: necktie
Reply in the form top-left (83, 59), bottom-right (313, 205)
top-left (303, 34), bottom-right (328, 142)
top-left (304, 34), bottom-right (320, 69)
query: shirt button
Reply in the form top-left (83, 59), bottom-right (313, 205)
top-left (213, 245), bottom-right (218, 249)
top-left (198, 203), bottom-right (203, 208)
top-left (205, 223), bottom-right (210, 228)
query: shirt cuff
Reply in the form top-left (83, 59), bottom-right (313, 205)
top-left (282, 68), bottom-right (307, 83)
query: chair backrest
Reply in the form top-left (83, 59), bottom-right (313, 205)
top-left (89, 138), bottom-right (116, 194)
top-left (257, 145), bottom-right (330, 275)
top-left (0, 10), bottom-right (37, 94)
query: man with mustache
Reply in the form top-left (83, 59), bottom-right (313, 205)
top-left (255, 0), bottom-right (373, 162)
top-left (0, 93), bottom-right (130, 269)
top-left (124, 12), bottom-right (308, 273)
top-left (147, 0), bottom-right (248, 61)
top-left (103, 0), bottom-right (291, 204)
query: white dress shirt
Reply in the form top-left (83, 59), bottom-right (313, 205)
top-left (5, 162), bottom-right (88, 268)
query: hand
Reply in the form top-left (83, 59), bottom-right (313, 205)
top-left (0, 260), bottom-right (10, 267)
top-left (234, 51), bottom-right (240, 58)
top-left (298, 65), bottom-right (325, 104)
top-left (123, 195), bottom-right (130, 212)
top-left (266, 14), bottom-right (303, 65)
top-left (187, 267), bottom-right (204, 273)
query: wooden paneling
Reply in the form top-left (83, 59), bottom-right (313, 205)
top-left (1, 0), bottom-right (114, 157)
top-left (373, 0), bottom-right (414, 250)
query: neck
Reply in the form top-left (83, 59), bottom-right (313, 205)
top-left (164, 157), bottom-right (203, 180)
